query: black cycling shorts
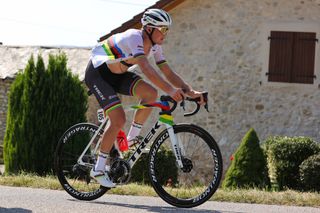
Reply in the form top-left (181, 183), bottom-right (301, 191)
top-left (84, 60), bottom-right (142, 114)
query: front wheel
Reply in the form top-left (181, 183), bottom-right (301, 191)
top-left (148, 124), bottom-right (223, 208)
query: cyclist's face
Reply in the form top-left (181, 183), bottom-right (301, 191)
top-left (148, 26), bottom-right (169, 45)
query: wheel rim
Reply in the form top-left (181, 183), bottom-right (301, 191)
top-left (150, 128), bottom-right (222, 205)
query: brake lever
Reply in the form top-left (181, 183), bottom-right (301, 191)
top-left (202, 92), bottom-right (209, 112)
top-left (180, 100), bottom-right (186, 111)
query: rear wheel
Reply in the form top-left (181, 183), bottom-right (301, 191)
top-left (148, 124), bottom-right (223, 208)
top-left (54, 123), bottom-right (109, 200)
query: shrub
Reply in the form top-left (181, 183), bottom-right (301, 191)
top-left (222, 128), bottom-right (270, 189)
top-left (299, 154), bottom-right (320, 192)
top-left (4, 53), bottom-right (87, 175)
top-left (125, 147), bottom-right (177, 185)
top-left (264, 136), bottom-right (320, 190)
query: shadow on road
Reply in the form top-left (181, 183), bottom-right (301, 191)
top-left (0, 207), bottom-right (32, 213)
top-left (68, 199), bottom-right (243, 213)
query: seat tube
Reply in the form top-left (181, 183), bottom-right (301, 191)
top-left (77, 118), bottom-right (108, 165)
top-left (165, 124), bottom-right (184, 168)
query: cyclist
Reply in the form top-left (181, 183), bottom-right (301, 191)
top-left (85, 8), bottom-right (205, 188)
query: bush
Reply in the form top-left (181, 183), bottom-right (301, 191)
top-left (264, 136), bottom-right (320, 190)
top-left (4, 53), bottom-right (87, 175)
top-left (125, 148), bottom-right (177, 185)
top-left (299, 154), bottom-right (320, 192)
top-left (222, 128), bottom-right (270, 189)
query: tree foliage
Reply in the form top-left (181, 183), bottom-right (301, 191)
top-left (4, 53), bottom-right (87, 175)
top-left (222, 128), bottom-right (270, 189)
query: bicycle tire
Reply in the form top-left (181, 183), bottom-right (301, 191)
top-left (54, 123), bottom-right (109, 200)
top-left (148, 124), bottom-right (223, 208)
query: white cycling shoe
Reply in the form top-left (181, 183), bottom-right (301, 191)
top-left (90, 169), bottom-right (116, 188)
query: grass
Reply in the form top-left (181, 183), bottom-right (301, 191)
top-left (0, 172), bottom-right (319, 207)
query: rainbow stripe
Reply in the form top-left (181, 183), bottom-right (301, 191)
top-left (131, 105), bottom-right (148, 110)
top-left (102, 36), bottom-right (125, 60)
top-left (129, 78), bottom-right (143, 96)
top-left (156, 60), bottom-right (167, 68)
top-left (104, 100), bottom-right (122, 114)
top-left (159, 114), bottom-right (174, 126)
top-left (130, 102), bottom-right (170, 111)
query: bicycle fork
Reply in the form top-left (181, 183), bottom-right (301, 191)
top-left (165, 124), bottom-right (184, 168)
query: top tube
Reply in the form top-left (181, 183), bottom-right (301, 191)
top-left (130, 101), bottom-right (170, 111)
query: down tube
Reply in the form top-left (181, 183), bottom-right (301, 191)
top-left (127, 121), bottom-right (163, 168)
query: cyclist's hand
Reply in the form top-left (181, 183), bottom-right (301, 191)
top-left (169, 88), bottom-right (185, 102)
top-left (186, 90), bottom-right (206, 105)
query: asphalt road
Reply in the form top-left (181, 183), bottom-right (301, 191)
top-left (0, 186), bottom-right (319, 213)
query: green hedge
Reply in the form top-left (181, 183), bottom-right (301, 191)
top-left (299, 154), bottom-right (320, 192)
top-left (125, 148), bottom-right (177, 185)
top-left (264, 136), bottom-right (320, 190)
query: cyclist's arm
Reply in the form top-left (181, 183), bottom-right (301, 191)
top-left (136, 56), bottom-right (176, 94)
top-left (158, 62), bottom-right (191, 93)
top-left (159, 63), bottom-right (205, 104)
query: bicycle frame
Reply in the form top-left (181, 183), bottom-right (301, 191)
top-left (77, 99), bottom-right (185, 169)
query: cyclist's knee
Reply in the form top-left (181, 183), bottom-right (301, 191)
top-left (135, 81), bottom-right (158, 101)
top-left (148, 87), bottom-right (158, 101)
top-left (141, 86), bottom-right (158, 102)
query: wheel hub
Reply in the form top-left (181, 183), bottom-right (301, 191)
top-left (181, 158), bottom-right (193, 173)
top-left (72, 164), bottom-right (91, 183)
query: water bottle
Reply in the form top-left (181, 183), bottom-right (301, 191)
top-left (116, 130), bottom-right (128, 152)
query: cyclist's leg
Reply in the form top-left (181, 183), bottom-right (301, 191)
top-left (85, 61), bottom-right (126, 187)
top-left (85, 62), bottom-right (127, 153)
top-left (100, 107), bottom-right (126, 153)
top-left (131, 80), bottom-right (158, 124)
top-left (126, 80), bottom-right (158, 143)
top-left (116, 72), bottom-right (157, 142)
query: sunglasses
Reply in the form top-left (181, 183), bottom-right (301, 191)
top-left (149, 26), bottom-right (169, 35)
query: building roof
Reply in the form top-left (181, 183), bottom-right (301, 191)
top-left (99, 0), bottom-right (185, 42)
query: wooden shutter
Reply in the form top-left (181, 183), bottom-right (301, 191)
top-left (268, 31), bottom-right (293, 83)
top-left (292, 32), bottom-right (317, 84)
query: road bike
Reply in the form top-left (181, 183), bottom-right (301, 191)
top-left (54, 93), bottom-right (223, 208)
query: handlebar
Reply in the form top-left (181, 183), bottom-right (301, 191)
top-left (160, 92), bottom-right (209, 117)
top-left (88, 88), bottom-right (209, 117)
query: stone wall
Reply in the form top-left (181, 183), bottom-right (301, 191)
top-left (166, 0), bottom-right (320, 167)
top-left (0, 79), bottom-right (12, 147)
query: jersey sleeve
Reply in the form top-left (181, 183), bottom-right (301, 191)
top-left (126, 32), bottom-right (145, 58)
top-left (153, 45), bottom-right (167, 67)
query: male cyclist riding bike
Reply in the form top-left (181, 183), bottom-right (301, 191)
top-left (85, 8), bottom-right (205, 188)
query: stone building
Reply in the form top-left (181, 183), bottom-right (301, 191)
top-left (1, 0), bottom-right (320, 170)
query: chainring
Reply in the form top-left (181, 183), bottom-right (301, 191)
top-left (109, 159), bottom-right (131, 185)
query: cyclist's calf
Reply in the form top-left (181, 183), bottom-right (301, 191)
top-left (107, 107), bottom-right (126, 130)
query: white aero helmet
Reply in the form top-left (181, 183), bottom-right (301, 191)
top-left (141, 9), bottom-right (172, 27)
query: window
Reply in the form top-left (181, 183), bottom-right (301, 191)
top-left (267, 31), bottom-right (318, 84)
